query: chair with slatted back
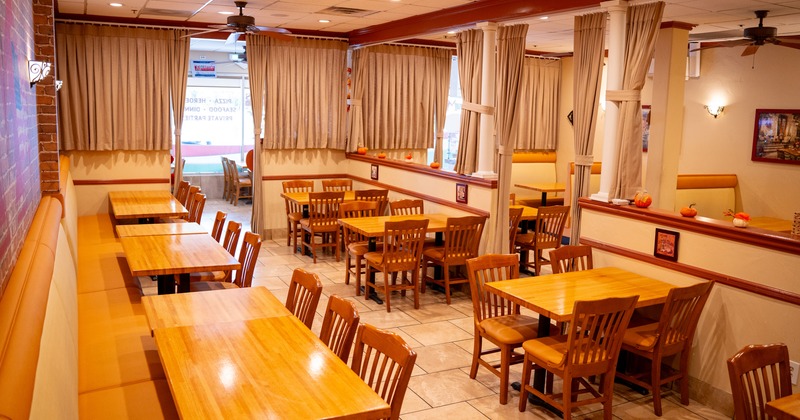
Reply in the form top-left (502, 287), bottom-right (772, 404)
top-left (421, 216), bottom-right (486, 304)
top-left (339, 201), bottom-right (380, 295)
top-left (174, 180), bottom-right (191, 205)
top-left (509, 193), bottom-right (516, 205)
top-left (549, 245), bottom-right (594, 274)
top-left (508, 207), bottom-right (524, 254)
top-left (354, 189), bottom-right (389, 215)
top-left (183, 185), bottom-right (201, 210)
top-left (616, 281), bottom-right (714, 416)
top-left (228, 159), bottom-right (252, 206)
top-left (210, 211), bottom-right (227, 242)
top-left (190, 231), bottom-right (262, 292)
top-left (322, 179), bottom-right (352, 192)
top-left (350, 324), bottom-right (417, 420)
top-left (364, 219), bottom-right (428, 312)
top-left (389, 199), bottom-right (423, 216)
top-left (285, 268), bottom-right (323, 329)
top-left (282, 180), bottom-right (314, 252)
top-left (727, 343), bottom-right (792, 420)
top-left (319, 295), bottom-right (360, 362)
top-left (515, 205), bottom-right (570, 275)
top-left (300, 191), bottom-right (344, 263)
top-left (466, 254), bottom-right (540, 405)
top-left (190, 220), bottom-right (242, 283)
top-left (187, 192), bottom-right (206, 223)
top-left (220, 157), bottom-right (230, 200)
top-left (519, 295), bottom-right (639, 419)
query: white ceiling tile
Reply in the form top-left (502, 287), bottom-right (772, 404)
top-left (265, 2), bottom-right (327, 13)
top-left (334, 0), bottom-right (402, 12)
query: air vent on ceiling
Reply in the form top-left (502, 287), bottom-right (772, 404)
top-left (318, 6), bottom-right (377, 17)
top-left (139, 8), bottom-right (194, 18)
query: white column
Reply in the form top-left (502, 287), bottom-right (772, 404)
top-left (591, 0), bottom-right (628, 202)
top-left (473, 21), bottom-right (498, 180)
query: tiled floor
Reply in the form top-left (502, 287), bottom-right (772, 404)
top-left (197, 199), bottom-right (730, 420)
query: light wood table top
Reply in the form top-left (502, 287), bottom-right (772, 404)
top-left (116, 222), bottom-right (207, 237)
top-left (486, 267), bottom-right (676, 322)
top-left (514, 182), bottom-right (566, 193)
top-left (338, 213), bottom-right (451, 237)
top-left (142, 286), bottom-right (290, 333)
top-left (280, 190), bottom-right (356, 206)
top-left (121, 233), bottom-right (239, 277)
top-left (109, 190), bottom-right (188, 220)
top-left (766, 393), bottom-right (800, 420)
top-left (749, 216), bottom-right (793, 233)
top-left (155, 316), bottom-right (391, 420)
top-left (510, 204), bottom-right (539, 221)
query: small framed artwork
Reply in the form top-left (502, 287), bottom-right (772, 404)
top-left (642, 105), bottom-right (651, 152)
top-left (370, 164), bottom-right (379, 180)
top-left (653, 228), bottom-right (679, 262)
top-left (455, 183), bottom-right (468, 204)
top-left (751, 109), bottom-right (800, 166)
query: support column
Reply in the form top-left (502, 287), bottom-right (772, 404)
top-left (645, 22), bottom-right (694, 210)
top-left (591, 0), bottom-right (627, 202)
top-left (473, 21), bottom-right (498, 180)
top-left (34, 0), bottom-right (59, 194)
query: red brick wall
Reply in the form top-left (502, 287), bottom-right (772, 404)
top-left (33, 0), bottom-right (58, 194)
top-left (0, 0), bottom-right (44, 290)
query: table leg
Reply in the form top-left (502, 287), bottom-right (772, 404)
top-left (361, 237), bottom-right (384, 305)
top-left (177, 273), bottom-right (190, 293)
top-left (518, 221), bottom-right (533, 276)
top-left (433, 232), bottom-right (444, 279)
top-left (540, 191), bottom-right (548, 207)
top-left (157, 274), bottom-right (176, 295)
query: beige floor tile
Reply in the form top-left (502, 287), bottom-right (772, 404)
top-left (405, 303), bottom-right (470, 324)
top-left (400, 402), bottom-right (488, 419)
top-left (358, 308), bottom-right (421, 329)
top-left (611, 396), bottom-right (704, 419)
top-left (413, 342), bottom-right (473, 374)
top-left (467, 394), bottom-right (562, 420)
top-left (399, 390), bottom-right (432, 415)
top-left (401, 320), bottom-right (472, 346)
top-left (250, 275), bottom-right (288, 290)
top-left (383, 327), bottom-right (423, 348)
top-left (408, 369), bottom-right (494, 407)
top-left (449, 316), bottom-right (475, 335)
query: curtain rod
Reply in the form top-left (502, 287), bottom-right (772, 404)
top-left (55, 18), bottom-right (191, 31)
top-left (525, 54), bottom-right (561, 60)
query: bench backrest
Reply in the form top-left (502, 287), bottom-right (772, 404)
top-left (510, 152), bottom-right (559, 200)
top-left (675, 174), bottom-right (738, 219)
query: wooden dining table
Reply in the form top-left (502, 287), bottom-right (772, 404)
top-left (486, 266), bottom-right (676, 413)
top-left (766, 393), bottom-right (800, 420)
top-left (514, 182), bottom-right (565, 207)
top-left (154, 316), bottom-right (391, 419)
top-left (280, 190), bottom-right (357, 207)
top-left (121, 233), bottom-right (239, 294)
top-left (109, 190), bottom-right (188, 223)
top-left (116, 222), bottom-right (207, 238)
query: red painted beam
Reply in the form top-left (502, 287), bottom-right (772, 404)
top-left (348, 0), bottom-right (598, 47)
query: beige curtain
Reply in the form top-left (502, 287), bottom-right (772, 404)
top-left (169, 30), bottom-right (190, 193)
top-left (570, 13), bottom-right (606, 245)
top-left (348, 48), bottom-right (366, 151)
top-left (489, 24), bottom-right (528, 254)
top-left (247, 34), bottom-right (268, 235)
top-left (356, 45), bottom-right (451, 150)
top-left (263, 37), bottom-right (348, 150)
top-left (433, 54), bottom-right (452, 164)
top-left (56, 24), bottom-right (176, 151)
top-left (515, 57), bottom-right (561, 151)
top-left (610, 2), bottom-right (665, 199)
top-left (454, 29), bottom-right (483, 175)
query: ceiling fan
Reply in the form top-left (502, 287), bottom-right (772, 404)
top-left (691, 10), bottom-right (800, 56)
top-left (185, 1), bottom-right (291, 44)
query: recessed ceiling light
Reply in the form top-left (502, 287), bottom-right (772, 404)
top-left (219, 11), bottom-right (234, 15)
top-left (446, 31), bottom-right (456, 34)
top-left (539, 16), bottom-right (549, 20)
top-left (109, 2), bottom-right (123, 6)
top-left (319, 19), bottom-right (330, 23)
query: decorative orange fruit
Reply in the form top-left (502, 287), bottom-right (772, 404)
top-left (377, 152), bottom-right (387, 159)
top-left (430, 162), bottom-right (441, 169)
top-left (356, 147), bottom-right (367, 155)
top-left (680, 204), bottom-right (697, 217)
top-left (633, 191), bottom-right (652, 208)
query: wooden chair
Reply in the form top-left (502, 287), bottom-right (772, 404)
top-left (549, 245), bottom-right (593, 274)
top-left (322, 179), bottom-right (352, 192)
top-left (187, 192), bottom-right (206, 223)
top-left (515, 205), bottom-right (570, 275)
top-left (350, 324), bottom-right (417, 420)
top-left (508, 207), bottom-right (524, 254)
top-left (300, 191), bottom-right (344, 263)
top-left (319, 295), bottom-right (360, 362)
top-left (228, 159), bottom-right (252, 206)
top-left (727, 343), bottom-right (792, 420)
top-left (190, 231), bottom-right (262, 292)
top-left (285, 268), bottom-right (323, 329)
top-left (210, 211), bottom-right (227, 242)
top-left (519, 295), bottom-right (639, 419)
top-left (616, 281), bottom-right (714, 416)
top-left (220, 156), bottom-right (230, 200)
top-left (421, 216), bottom-right (486, 304)
top-left (190, 220), bottom-right (242, 283)
top-left (354, 189), bottom-right (389, 215)
top-left (184, 185), bottom-right (201, 209)
top-left (364, 219), bottom-right (428, 312)
top-left (389, 199), bottom-right (423, 216)
top-left (339, 201), bottom-right (380, 295)
top-left (174, 180), bottom-right (190, 205)
top-left (465, 254), bottom-right (540, 405)
top-left (282, 180), bottom-right (314, 252)
top-left (509, 193), bottom-right (516, 205)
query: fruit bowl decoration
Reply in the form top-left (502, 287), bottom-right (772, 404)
top-left (633, 190), bottom-right (652, 208)
top-left (724, 209), bottom-right (750, 228)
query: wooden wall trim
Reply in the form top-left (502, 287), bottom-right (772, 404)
top-left (261, 174), bottom-right (349, 181)
top-left (347, 154), bottom-right (497, 188)
top-left (578, 198), bottom-right (800, 256)
top-left (349, 175), bottom-right (489, 217)
top-left (73, 178), bottom-right (169, 185)
top-left (580, 237), bottom-right (800, 307)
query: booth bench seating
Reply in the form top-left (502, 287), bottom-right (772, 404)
top-left (0, 156), bottom-right (177, 419)
top-left (509, 152), bottom-right (565, 208)
top-left (674, 174), bottom-right (738, 219)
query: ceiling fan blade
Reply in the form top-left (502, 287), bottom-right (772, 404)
top-left (689, 29), bottom-right (744, 42)
top-left (181, 28), bottom-right (219, 38)
top-left (775, 41), bottom-right (800, 51)
top-left (252, 26), bottom-right (290, 34)
top-left (689, 38), bottom-right (752, 52)
top-left (741, 44), bottom-right (759, 56)
top-left (209, 24), bottom-right (232, 30)
top-left (225, 32), bottom-right (243, 45)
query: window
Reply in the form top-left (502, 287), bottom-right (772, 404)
top-left (429, 56), bottom-right (461, 171)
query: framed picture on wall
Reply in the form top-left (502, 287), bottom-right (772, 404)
top-left (642, 105), bottom-right (651, 152)
top-left (456, 183), bottom-right (468, 204)
top-left (370, 164), bottom-right (379, 180)
top-left (751, 109), bottom-right (800, 166)
top-left (653, 228), bottom-right (679, 262)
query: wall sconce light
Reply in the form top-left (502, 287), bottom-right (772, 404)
top-left (28, 60), bottom-right (51, 87)
top-left (704, 104), bottom-right (724, 118)
top-left (55, 80), bottom-right (63, 91)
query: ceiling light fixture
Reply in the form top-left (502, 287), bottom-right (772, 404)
top-left (447, 30), bottom-right (456, 34)
top-left (319, 19), bottom-right (330, 23)
top-left (109, 2), bottom-right (123, 6)
top-left (704, 104), bottom-right (724, 118)
top-left (539, 16), bottom-right (548, 20)
top-left (219, 11), bottom-right (234, 15)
